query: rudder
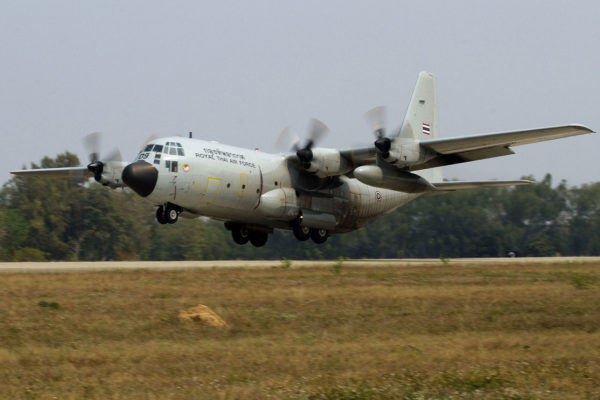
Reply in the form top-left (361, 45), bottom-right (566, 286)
top-left (395, 71), bottom-right (442, 182)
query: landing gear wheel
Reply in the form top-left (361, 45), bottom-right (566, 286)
top-left (156, 206), bottom-right (168, 224)
top-left (165, 205), bottom-right (179, 224)
top-left (310, 228), bottom-right (328, 244)
top-left (232, 226), bottom-right (250, 245)
top-left (293, 223), bottom-right (311, 241)
top-left (249, 231), bottom-right (268, 247)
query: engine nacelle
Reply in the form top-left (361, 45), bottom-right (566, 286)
top-left (99, 161), bottom-right (128, 188)
top-left (256, 188), bottom-right (299, 220)
top-left (302, 148), bottom-right (353, 178)
top-left (384, 142), bottom-right (422, 167)
top-left (353, 165), bottom-right (434, 193)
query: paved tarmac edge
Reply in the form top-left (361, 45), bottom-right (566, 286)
top-left (1, 257), bottom-right (599, 273)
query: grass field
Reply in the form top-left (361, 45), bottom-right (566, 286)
top-left (1, 260), bottom-right (599, 399)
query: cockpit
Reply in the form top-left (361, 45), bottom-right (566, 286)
top-left (142, 141), bottom-right (185, 156)
top-left (159, 142), bottom-right (185, 156)
top-left (138, 141), bottom-right (185, 166)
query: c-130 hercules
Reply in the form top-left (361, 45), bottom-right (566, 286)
top-left (12, 72), bottom-right (594, 247)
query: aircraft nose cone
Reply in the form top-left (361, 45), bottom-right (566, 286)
top-left (122, 160), bottom-right (158, 197)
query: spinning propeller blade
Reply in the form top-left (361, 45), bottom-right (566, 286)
top-left (275, 127), bottom-right (301, 152)
top-left (140, 134), bottom-right (157, 151)
top-left (365, 106), bottom-right (392, 157)
top-left (82, 132), bottom-right (123, 182)
top-left (296, 118), bottom-right (328, 166)
top-left (83, 132), bottom-right (101, 163)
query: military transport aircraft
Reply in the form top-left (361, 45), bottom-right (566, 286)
top-left (11, 72), bottom-right (594, 247)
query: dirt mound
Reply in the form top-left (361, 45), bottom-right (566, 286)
top-left (178, 304), bottom-right (228, 327)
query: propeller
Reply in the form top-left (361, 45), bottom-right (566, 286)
top-left (275, 127), bottom-right (301, 152)
top-left (296, 118), bottom-right (328, 168)
top-left (83, 132), bottom-right (122, 182)
top-left (365, 106), bottom-right (392, 158)
top-left (139, 134), bottom-right (157, 151)
top-left (83, 132), bottom-right (101, 163)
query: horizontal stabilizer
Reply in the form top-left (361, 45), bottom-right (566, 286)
top-left (431, 180), bottom-right (534, 192)
top-left (11, 166), bottom-right (93, 178)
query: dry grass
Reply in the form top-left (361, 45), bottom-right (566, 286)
top-left (1, 261), bottom-right (599, 399)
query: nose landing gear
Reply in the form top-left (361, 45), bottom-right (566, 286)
top-left (156, 204), bottom-right (180, 224)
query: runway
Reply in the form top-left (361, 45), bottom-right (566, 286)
top-left (1, 257), bottom-right (599, 273)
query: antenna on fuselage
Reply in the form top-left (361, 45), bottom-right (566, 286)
top-left (189, 132), bottom-right (192, 138)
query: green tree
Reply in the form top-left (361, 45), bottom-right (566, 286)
top-left (499, 174), bottom-right (569, 256)
top-left (567, 182), bottom-right (600, 255)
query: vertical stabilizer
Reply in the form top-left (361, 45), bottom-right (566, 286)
top-left (395, 71), bottom-right (442, 181)
top-left (398, 71), bottom-right (439, 140)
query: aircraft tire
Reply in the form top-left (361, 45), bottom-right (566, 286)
top-left (249, 231), bottom-right (268, 247)
top-left (232, 226), bottom-right (250, 245)
top-left (310, 228), bottom-right (328, 244)
top-left (156, 206), bottom-right (168, 224)
top-left (292, 223), bottom-right (311, 241)
top-left (165, 206), bottom-right (179, 224)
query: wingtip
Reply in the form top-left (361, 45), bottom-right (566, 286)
top-left (568, 124), bottom-right (595, 134)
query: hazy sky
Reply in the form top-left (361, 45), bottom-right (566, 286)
top-left (2, 1), bottom-right (599, 187)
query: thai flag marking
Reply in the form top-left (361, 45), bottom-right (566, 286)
top-left (422, 123), bottom-right (431, 135)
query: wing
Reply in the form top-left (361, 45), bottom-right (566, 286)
top-left (11, 166), bottom-right (93, 178)
top-left (340, 146), bottom-right (377, 168)
top-left (415, 124), bottom-right (593, 170)
top-left (341, 124), bottom-right (594, 171)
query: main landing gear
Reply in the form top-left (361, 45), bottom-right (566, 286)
top-left (292, 221), bottom-right (329, 244)
top-left (310, 228), bottom-right (328, 244)
top-left (156, 204), bottom-right (180, 224)
top-left (226, 223), bottom-right (269, 247)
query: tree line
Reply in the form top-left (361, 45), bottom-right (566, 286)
top-left (1, 153), bottom-right (599, 261)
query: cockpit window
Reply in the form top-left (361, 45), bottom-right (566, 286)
top-left (144, 144), bottom-right (153, 152)
top-left (162, 142), bottom-right (185, 156)
top-left (153, 145), bottom-right (163, 152)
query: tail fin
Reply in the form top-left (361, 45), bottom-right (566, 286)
top-left (398, 71), bottom-right (439, 140)
top-left (395, 71), bottom-right (442, 182)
